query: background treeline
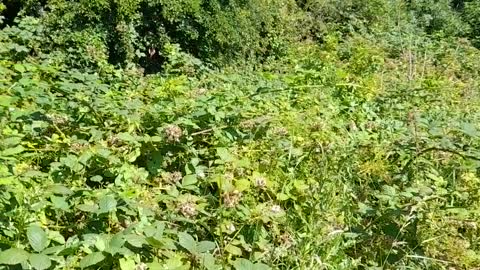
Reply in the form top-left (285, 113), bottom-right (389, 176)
top-left (2, 0), bottom-right (480, 72)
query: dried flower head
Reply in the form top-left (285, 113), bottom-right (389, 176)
top-left (239, 119), bottom-right (256, 130)
top-left (163, 171), bottom-right (183, 184)
top-left (273, 127), bottom-right (288, 136)
top-left (135, 263), bottom-right (148, 270)
top-left (255, 176), bottom-right (267, 189)
top-left (224, 172), bottom-right (234, 182)
top-left (270, 204), bottom-right (282, 214)
top-left (165, 125), bottom-right (183, 143)
top-left (47, 113), bottom-right (69, 126)
top-left (107, 135), bottom-right (122, 147)
top-left (223, 190), bottom-right (242, 208)
top-left (227, 223), bottom-right (236, 233)
top-left (278, 233), bottom-right (295, 248)
top-left (70, 142), bottom-right (88, 152)
top-left (193, 88), bottom-right (208, 97)
top-left (178, 201), bottom-right (197, 218)
top-left (348, 120), bottom-right (358, 132)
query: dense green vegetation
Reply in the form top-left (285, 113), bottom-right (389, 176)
top-left (2, 0), bottom-right (480, 269)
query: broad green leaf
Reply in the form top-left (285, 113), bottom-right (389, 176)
top-left (199, 253), bottom-right (219, 270)
top-left (90, 175), bottom-right (103, 183)
top-left (197, 241), bottom-right (215, 253)
top-left (27, 225), bottom-right (49, 252)
top-left (1, 145), bottom-right (25, 156)
top-left (48, 185), bottom-right (73, 195)
top-left (178, 232), bottom-right (196, 253)
top-left (77, 203), bottom-right (99, 212)
top-left (181, 175), bottom-right (197, 187)
top-left (105, 233), bottom-right (126, 255)
top-left (225, 244), bottom-right (243, 256)
top-left (0, 248), bottom-right (29, 265)
top-left (13, 64), bottom-right (25, 73)
top-left (216, 148), bottom-right (235, 162)
top-left (80, 252), bottom-right (105, 269)
top-left (117, 133), bottom-right (136, 142)
top-left (233, 259), bottom-right (254, 270)
top-left (0, 95), bottom-right (14, 107)
top-left (48, 231), bottom-right (65, 244)
top-left (125, 234), bottom-right (147, 248)
top-left (119, 258), bottom-right (136, 270)
top-left (51, 196), bottom-right (70, 211)
top-left (233, 259), bottom-right (270, 270)
top-left (95, 236), bottom-right (107, 251)
top-left (98, 195), bottom-right (117, 213)
top-left (29, 254), bottom-right (51, 270)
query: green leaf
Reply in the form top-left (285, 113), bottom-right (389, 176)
top-left (48, 231), bottom-right (65, 244)
top-left (29, 254), bottom-right (51, 270)
top-left (181, 174), bottom-right (197, 187)
top-left (90, 175), bottom-right (103, 183)
top-left (117, 133), bottom-right (136, 142)
top-left (1, 145), bottom-right (25, 156)
top-left (80, 252), bottom-right (105, 269)
top-left (51, 196), bottom-right (70, 211)
top-left (27, 225), bottom-right (49, 252)
top-left (77, 203), bottom-right (99, 212)
top-left (125, 234), bottom-right (147, 248)
top-left (178, 232), bottom-right (196, 253)
top-left (197, 241), bottom-right (215, 253)
top-left (216, 148), bottom-right (235, 162)
top-left (0, 95), bottom-right (14, 107)
top-left (233, 259), bottom-right (254, 270)
top-left (233, 259), bottom-right (270, 270)
top-left (225, 244), bottom-right (243, 256)
top-left (0, 248), bottom-right (29, 265)
top-left (98, 195), bottom-right (117, 213)
top-left (199, 253), bottom-right (218, 270)
top-left (13, 64), bottom-right (25, 73)
top-left (48, 185), bottom-right (73, 195)
top-left (119, 258), bottom-right (136, 270)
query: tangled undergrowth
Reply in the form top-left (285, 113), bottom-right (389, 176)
top-left (2, 2), bottom-right (480, 270)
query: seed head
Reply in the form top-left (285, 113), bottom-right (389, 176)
top-left (255, 176), bottom-right (267, 189)
top-left (47, 113), bottom-right (69, 126)
top-left (223, 190), bottom-right (242, 208)
top-left (239, 119), bottom-right (256, 130)
top-left (135, 263), bottom-right (148, 270)
top-left (107, 135), bottom-right (122, 147)
top-left (278, 233), bottom-right (294, 248)
top-left (270, 204), bottom-right (282, 214)
top-left (163, 171), bottom-right (183, 184)
top-left (273, 127), bottom-right (288, 136)
top-left (227, 223), bottom-right (236, 233)
top-left (193, 88), bottom-right (208, 97)
top-left (165, 125), bottom-right (183, 143)
top-left (70, 142), bottom-right (88, 152)
top-left (178, 201), bottom-right (197, 218)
